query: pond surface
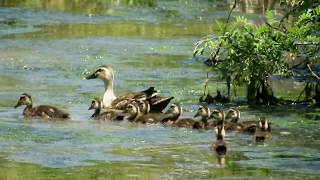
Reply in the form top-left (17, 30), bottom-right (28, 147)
top-left (0, 0), bottom-right (319, 179)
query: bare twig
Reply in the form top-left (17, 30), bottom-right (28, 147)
top-left (209, 0), bottom-right (237, 64)
top-left (307, 63), bottom-right (320, 80)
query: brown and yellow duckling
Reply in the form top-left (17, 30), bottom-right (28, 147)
top-left (166, 104), bottom-right (212, 129)
top-left (224, 108), bottom-right (258, 133)
top-left (224, 108), bottom-right (240, 130)
top-left (210, 124), bottom-right (228, 157)
top-left (192, 105), bottom-right (212, 129)
top-left (14, 93), bottom-right (69, 119)
top-left (206, 108), bottom-right (225, 128)
top-left (122, 102), bottom-right (169, 124)
top-left (253, 117), bottom-right (272, 143)
top-left (88, 98), bottom-right (126, 121)
top-left (85, 65), bottom-right (173, 112)
top-left (162, 104), bottom-right (197, 128)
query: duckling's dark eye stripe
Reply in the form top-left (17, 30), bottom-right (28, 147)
top-left (96, 69), bottom-right (103, 72)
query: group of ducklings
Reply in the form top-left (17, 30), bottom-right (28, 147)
top-left (14, 65), bottom-right (272, 158)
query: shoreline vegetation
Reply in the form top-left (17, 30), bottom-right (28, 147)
top-left (194, 0), bottom-right (320, 107)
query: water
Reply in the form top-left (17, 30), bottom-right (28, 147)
top-left (0, 0), bottom-right (319, 179)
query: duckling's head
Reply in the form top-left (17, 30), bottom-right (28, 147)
top-left (166, 103), bottom-right (182, 116)
top-left (210, 109), bottom-right (225, 124)
top-left (85, 65), bottom-right (114, 81)
top-left (136, 100), bottom-right (150, 114)
top-left (14, 93), bottom-right (32, 108)
top-left (194, 105), bottom-right (210, 119)
top-left (258, 117), bottom-right (271, 131)
top-left (225, 108), bottom-right (240, 123)
top-left (88, 98), bottom-right (103, 110)
top-left (124, 103), bottom-right (139, 116)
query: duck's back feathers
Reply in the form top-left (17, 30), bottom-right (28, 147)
top-left (33, 105), bottom-right (69, 119)
top-left (172, 118), bottom-right (196, 128)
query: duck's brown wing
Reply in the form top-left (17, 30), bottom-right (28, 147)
top-left (149, 96), bottom-right (174, 112)
top-left (224, 122), bottom-right (242, 131)
top-left (140, 87), bottom-right (158, 99)
top-left (97, 108), bottom-right (125, 121)
top-left (136, 113), bottom-right (161, 124)
top-left (239, 121), bottom-right (257, 133)
top-left (173, 118), bottom-right (196, 128)
top-left (111, 97), bottom-right (135, 110)
top-left (35, 105), bottom-right (69, 119)
top-left (125, 92), bottom-right (147, 101)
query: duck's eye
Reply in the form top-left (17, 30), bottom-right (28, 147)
top-left (19, 96), bottom-right (25, 100)
top-left (91, 101), bottom-right (95, 104)
top-left (96, 69), bottom-right (103, 73)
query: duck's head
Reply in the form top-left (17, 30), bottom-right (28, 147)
top-left (225, 108), bottom-right (240, 123)
top-left (194, 105), bottom-right (210, 119)
top-left (14, 93), bottom-right (32, 108)
top-left (136, 100), bottom-right (150, 114)
top-left (166, 103), bottom-right (182, 117)
top-left (258, 117), bottom-right (271, 131)
top-left (85, 65), bottom-right (114, 81)
top-left (88, 98), bottom-right (103, 110)
top-left (124, 102), bottom-right (139, 116)
top-left (210, 109), bottom-right (225, 124)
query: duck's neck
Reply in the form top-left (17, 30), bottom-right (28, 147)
top-left (103, 79), bottom-right (116, 107)
top-left (91, 109), bottom-right (101, 118)
top-left (23, 104), bottom-right (33, 116)
top-left (126, 109), bottom-right (140, 122)
top-left (201, 116), bottom-right (208, 124)
top-left (217, 134), bottom-right (224, 140)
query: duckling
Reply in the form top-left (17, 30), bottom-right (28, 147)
top-left (88, 98), bottom-right (103, 119)
top-left (124, 102), bottom-right (167, 124)
top-left (224, 108), bottom-right (258, 133)
top-left (225, 108), bottom-right (240, 123)
top-left (14, 93), bottom-right (69, 119)
top-left (193, 105), bottom-right (211, 129)
top-left (211, 124), bottom-right (227, 157)
top-left (136, 100), bottom-right (150, 115)
top-left (253, 117), bottom-right (272, 143)
top-left (122, 103), bottom-right (141, 122)
top-left (224, 108), bottom-right (242, 131)
top-left (88, 98), bottom-right (125, 121)
top-left (85, 65), bottom-right (173, 112)
top-left (206, 109), bottom-right (225, 128)
top-left (164, 104), bottom-right (205, 129)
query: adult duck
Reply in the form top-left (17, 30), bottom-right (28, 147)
top-left (85, 65), bottom-right (173, 112)
top-left (14, 93), bottom-right (69, 119)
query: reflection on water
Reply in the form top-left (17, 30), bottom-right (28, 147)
top-left (0, 0), bottom-right (157, 15)
top-left (0, 0), bottom-right (319, 179)
top-left (236, 0), bottom-right (278, 14)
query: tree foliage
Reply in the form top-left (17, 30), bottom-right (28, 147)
top-left (194, 4), bottom-right (320, 104)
